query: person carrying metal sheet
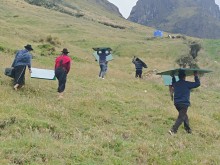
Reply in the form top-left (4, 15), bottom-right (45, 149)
top-left (132, 56), bottom-right (147, 78)
top-left (169, 71), bottom-right (200, 135)
top-left (97, 49), bottom-right (110, 79)
top-left (12, 44), bottom-right (33, 91)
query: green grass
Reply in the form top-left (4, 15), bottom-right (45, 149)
top-left (0, 0), bottom-right (220, 164)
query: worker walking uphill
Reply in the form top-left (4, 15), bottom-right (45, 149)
top-left (12, 44), bottom-right (33, 90)
top-left (97, 49), bottom-right (111, 79)
top-left (132, 56), bottom-right (147, 78)
top-left (169, 71), bottom-right (200, 135)
top-left (55, 48), bottom-right (71, 98)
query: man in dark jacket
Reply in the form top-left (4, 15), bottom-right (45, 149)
top-left (97, 49), bottom-right (110, 79)
top-left (132, 57), bottom-right (146, 78)
top-left (169, 71), bottom-right (200, 135)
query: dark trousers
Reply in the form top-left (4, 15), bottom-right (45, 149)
top-left (55, 68), bottom-right (67, 93)
top-left (172, 104), bottom-right (191, 132)
top-left (99, 64), bottom-right (106, 78)
top-left (14, 65), bottom-right (26, 86)
top-left (135, 69), bottom-right (142, 78)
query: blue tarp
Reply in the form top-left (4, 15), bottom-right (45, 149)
top-left (154, 30), bottom-right (163, 37)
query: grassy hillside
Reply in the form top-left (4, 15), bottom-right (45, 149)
top-left (0, 0), bottom-right (220, 164)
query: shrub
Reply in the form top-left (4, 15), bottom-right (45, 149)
top-left (24, 0), bottom-right (84, 18)
top-left (176, 55), bottom-right (199, 68)
top-left (98, 21), bottom-right (125, 29)
top-left (176, 41), bottom-right (201, 68)
top-left (0, 46), bottom-right (5, 52)
top-left (38, 44), bottom-right (56, 56)
top-left (46, 35), bottom-right (61, 46)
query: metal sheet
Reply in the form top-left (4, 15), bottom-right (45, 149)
top-left (162, 75), bottom-right (179, 86)
top-left (31, 68), bottom-right (56, 80)
top-left (157, 68), bottom-right (212, 76)
top-left (93, 52), bottom-right (113, 62)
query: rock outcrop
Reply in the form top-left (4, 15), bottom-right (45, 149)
top-left (94, 0), bottom-right (122, 17)
top-left (128, 0), bottom-right (220, 39)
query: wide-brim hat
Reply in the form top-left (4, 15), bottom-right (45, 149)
top-left (24, 44), bottom-right (33, 51)
top-left (61, 48), bottom-right (69, 54)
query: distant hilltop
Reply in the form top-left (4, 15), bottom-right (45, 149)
top-left (128, 0), bottom-right (220, 39)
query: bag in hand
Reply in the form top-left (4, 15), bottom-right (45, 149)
top-left (4, 67), bottom-right (15, 78)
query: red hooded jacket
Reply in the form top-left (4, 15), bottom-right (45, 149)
top-left (55, 54), bottom-right (71, 73)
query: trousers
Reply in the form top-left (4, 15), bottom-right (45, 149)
top-left (135, 69), bottom-right (142, 78)
top-left (172, 104), bottom-right (191, 132)
top-left (14, 65), bottom-right (26, 86)
top-left (99, 63), bottom-right (106, 78)
top-left (55, 68), bottom-right (67, 93)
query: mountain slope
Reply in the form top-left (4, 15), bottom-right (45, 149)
top-left (128, 0), bottom-right (220, 39)
top-left (24, 0), bottom-right (122, 18)
top-left (0, 0), bottom-right (220, 164)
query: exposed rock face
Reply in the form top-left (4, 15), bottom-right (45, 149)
top-left (94, 0), bottom-right (122, 17)
top-left (128, 0), bottom-right (220, 39)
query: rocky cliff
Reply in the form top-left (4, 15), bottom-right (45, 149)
top-left (128, 0), bottom-right (220, 39)
top-left (94, 0), bottom-right (122, 17)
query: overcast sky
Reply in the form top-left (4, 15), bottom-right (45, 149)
top-left (108, 0), bottom-right (220, 18)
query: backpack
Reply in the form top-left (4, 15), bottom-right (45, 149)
top-left (4, 67), bottom-right (15, 78)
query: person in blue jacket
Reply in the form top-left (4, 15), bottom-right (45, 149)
top-left (169, 71), bottom-right (200, 135)
top-left (12, 44), bottom-right (33, 90)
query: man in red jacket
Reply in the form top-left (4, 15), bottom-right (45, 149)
top-left (55, 48), bottom-right (71, 98)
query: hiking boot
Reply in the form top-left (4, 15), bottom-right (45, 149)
top-left (168, 130), bottom-right (176, 135)
top-left (184, 126), bottom-right (192, 134)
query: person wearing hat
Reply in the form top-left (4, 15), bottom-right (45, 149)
top-left (12, 44), bottom-right (33, 90)
top-left (169, 71), bottom-right (200, 135)
top-left (55, 48), bottom-right (71, 98)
